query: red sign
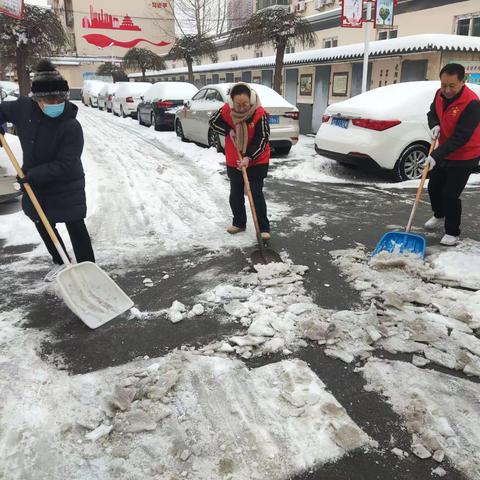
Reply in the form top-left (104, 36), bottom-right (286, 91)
top-left (341, 0), bottom-right (363, 28)
top-left (82, 5), bottom-right (141, 31)
top-left (0, 0), bottom-right (24, 19)
top-left (83, 33), bottom-right (170, 49)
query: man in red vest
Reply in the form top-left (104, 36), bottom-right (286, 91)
top-left (424, 63), bottom-right (480, 246)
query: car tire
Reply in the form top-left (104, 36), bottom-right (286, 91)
top-left (275, 145), bottom-right (291, 155)
top-left (394, 143), bottom-right (429, 182)
top-left (208, 129), bottom-right (223, 153)
top-left (175, 120), bottom-right (188, 142)
top-left (138, 111), bottom-right (144, 126)
top-left (121, 106), bottom-right (126, 118)
top-left (153, 113), bottom-right (161, 131)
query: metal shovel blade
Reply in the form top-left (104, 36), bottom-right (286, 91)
top-left (56, 261), bottom-right (134, 329)
top-left (372, 231), bottom-right (426, 259)
top-left (251, 247), bottom-right (283, 267)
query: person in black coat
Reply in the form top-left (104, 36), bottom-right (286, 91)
top-left (0, 59), bottom-right (95, 280)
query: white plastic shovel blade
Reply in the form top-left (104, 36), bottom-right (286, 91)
top-left (56, 261), bottom-right (133, 329)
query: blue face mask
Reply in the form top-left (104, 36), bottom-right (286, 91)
top-left (43, 102), bottom-right (65, 118)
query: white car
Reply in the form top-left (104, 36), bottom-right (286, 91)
top-left (112, 82), bottom-right (151, 118)
top-left (0, 81), bottom-right (19, 98)
top-left (315, 81), bottom-right (480, 181)
top-left (98, 82), bottom-right (124, 112)
top-left (81, 80), bottom-right (106, 107)
top-left (175, 83), bottom-right (299, 155)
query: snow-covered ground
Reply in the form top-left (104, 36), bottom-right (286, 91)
top-left (1, 103), bottom-right (480, 479)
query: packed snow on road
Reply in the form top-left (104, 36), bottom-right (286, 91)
top-left (1, 104), bottom-right (480, 479)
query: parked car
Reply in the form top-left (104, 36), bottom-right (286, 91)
top-left (0, 81), bottom-right (19, 98)
top-left (175, 83), bottom-right (299, 155)
top-left (137, 81), bottom-right (198, 130)
top-left (81, 80), bottom-right (106, 107)
top-left (315, 81), bottom-right (480, 181)
top-left (98, 82), bottom-right (126, 112)
top-left (112, 82), bottom-right (151, 118)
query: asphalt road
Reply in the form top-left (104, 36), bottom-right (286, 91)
top-left (2, 171), bottom-right (478, 480)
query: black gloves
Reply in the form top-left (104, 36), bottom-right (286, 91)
top-left (16, 175), bottom-right (29, 184)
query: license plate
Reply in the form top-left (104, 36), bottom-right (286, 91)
top-left (332, 117), bottom-right (349, 129)
top-left (268, 115), bottom-right (280, 125)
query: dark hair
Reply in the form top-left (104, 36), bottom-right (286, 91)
top-left (439, 63), bottom-right (465, 81)
top-left (230, 83), bottom-right (251, 100)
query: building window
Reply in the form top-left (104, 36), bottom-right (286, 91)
top-left (255, 51), bottom-right (263, 58)
top-left (231, 54), bottom-right (238, 61)
top-left (286, 45), bottom-right (295, 54)
top-left (455, 13), bottom-right (480, 36)
top-left (323, 37), bottom-right (338, 48)
top-left (378, 29), bottom-right (398, 40)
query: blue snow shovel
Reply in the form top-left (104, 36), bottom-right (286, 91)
top-left (372, 140), bottom-right (437, 259)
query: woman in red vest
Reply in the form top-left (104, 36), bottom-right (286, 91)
top-left (424, 63), bottom-right (480, 246)
top-left (209, 83), bottom-right (271, 240)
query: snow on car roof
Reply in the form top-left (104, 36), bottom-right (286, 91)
top-left (129, 34), bottom-right (480, 78)
top-left (144, 82), bottom-right (198, 101)
top-left (325, 81), bottom-right (480, 118)
top-left (115, 82), bottom-right (152, 97)
top-left (211, 83), bottom-right (296, 109)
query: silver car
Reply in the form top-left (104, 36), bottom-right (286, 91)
top-left (175, 83), bottom-right (299, 155)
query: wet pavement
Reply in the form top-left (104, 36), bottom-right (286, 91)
top-left (2, 176), bottom-right (479, 480)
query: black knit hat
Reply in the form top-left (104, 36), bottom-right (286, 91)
top-left (31, 59), bottom-right (69, 100)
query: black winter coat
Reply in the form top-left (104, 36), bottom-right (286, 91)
top-left (0, 97), bottom-right (86, 223)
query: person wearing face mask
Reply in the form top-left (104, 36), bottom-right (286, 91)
top-left (209, 82), bottom-right (271, 241)
top-left (0, 59), bottom-right (95, 281)
top-left (424, 63), bottom-right (480, 246)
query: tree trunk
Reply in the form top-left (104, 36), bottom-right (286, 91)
top-left (142, 67), bottom-right (146, 82)
top-left (16, 45), bottom-right (30, 97)
top-left (187, 59), bottom-right (194, 84)
top-left (273, 42), bottom-right (286, 94)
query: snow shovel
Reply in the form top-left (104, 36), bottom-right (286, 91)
top-left (235, 146), bottom-right (282, 267)
top-left (0, 134), bottom-right (134, 329)
top-left (372, 140), bottom-right (437, 259)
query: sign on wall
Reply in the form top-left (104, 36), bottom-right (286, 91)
top-left (0, 0), bottom-right (24, 19)
top-left (341, 0), bottom-right (363, 28)
top-left (374, 0), bottom-right (395, 28)
top-left (74, 1), bottom-right (174, 56)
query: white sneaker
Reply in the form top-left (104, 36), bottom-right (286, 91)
top-left (440, 234), bottom-right (459, 246)
top-left (424, 216), bottom-right (444, 230)
top-left (44, 264), bottom-right (67, 282)
top-left (261, 232), bottom-right (271, 241)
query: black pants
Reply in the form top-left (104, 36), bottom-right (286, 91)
top-left (34, 219), bottom-right (95, 265)
top-left (428, 164), bottom-right (473, 236)
top-left (227, 164), bottom-right (270, 233)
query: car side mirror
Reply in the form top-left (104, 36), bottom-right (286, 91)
top-left (0, 90), bottom-right (7, 101)
top-left (184, 100), bottom-right (191, 108)
top-left (140, 96), bottom-right (144, 101)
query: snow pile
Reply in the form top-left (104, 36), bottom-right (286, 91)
top-left (363, 359), bottom-right (480, 479)
top-left (0, 307), bottom-right (371, 480)
top-left (328, 243), bottom-right (480, 376)
top-left (194, 260), bottom-right (341, 359)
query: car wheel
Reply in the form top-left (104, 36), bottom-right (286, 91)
top-left (121, 106), bottom-right (126, 118)
top-left (175, 120), bottom-right (188, 142)
top-left (208, 129), bottom-right (222, 153)
top-left (275, 145), bottom-right (291, 155)
top-left (394, 143), bottom-right (429, 181)
top-left (89, 99), bottom-right (93, 107)
top-left (153, 113), bottom-right (161, 131)
top-left (138, 111), bottom-right (144, 126)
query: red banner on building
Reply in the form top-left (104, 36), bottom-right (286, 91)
top-left (0, 0), bottom-right (24, 19)
top-left (341, 0), bottom-right (363, 28)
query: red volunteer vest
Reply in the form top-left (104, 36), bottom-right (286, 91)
top-left (220, 103), bottom-right (270, 168)
top-left (434, 85), bottom-right (480, 161)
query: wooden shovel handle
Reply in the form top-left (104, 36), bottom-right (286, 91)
top-left (235, 146), bottom-right (267, 256)
top-left (0, 133), bottom-right (71, 265)
top-left (405, 139), bottom-right (437, 233)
